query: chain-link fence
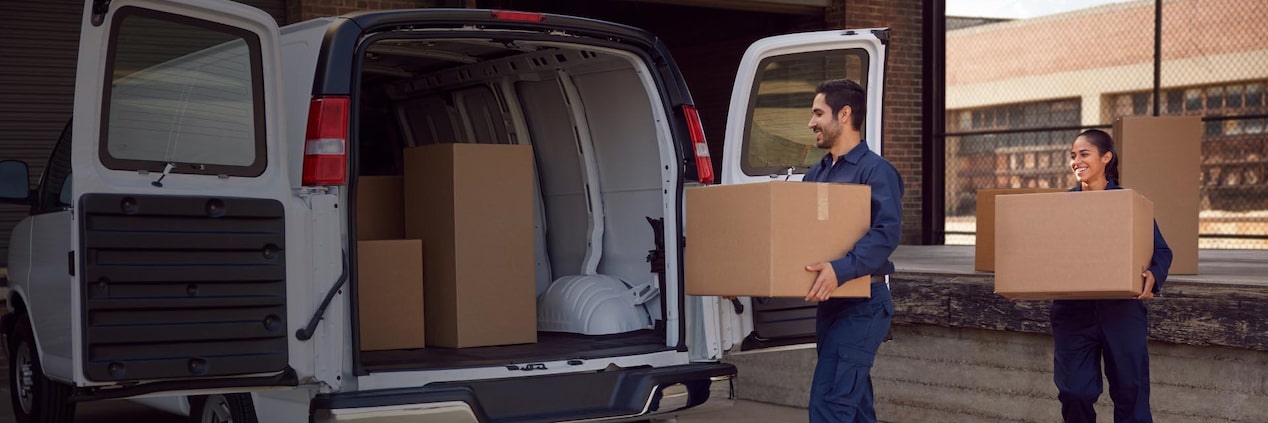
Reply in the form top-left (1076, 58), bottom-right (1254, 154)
top-left (944, 0), bottom-right (1268, 248)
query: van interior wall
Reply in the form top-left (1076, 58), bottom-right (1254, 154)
top-left (361, 42), bottom-right (667, 331)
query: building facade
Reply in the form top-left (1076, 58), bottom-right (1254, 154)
top-left (944, 0), bottom-right (1268, 248)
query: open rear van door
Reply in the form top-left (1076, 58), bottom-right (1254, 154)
top-left (68, 0), bottom-right (298, 396)
top-left (714, 29), bottom-right (889, 352)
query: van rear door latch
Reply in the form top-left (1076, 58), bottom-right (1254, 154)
top-left (91, 0), bottom-right (111, 26)
top-left (506, 363), bottom-right (547, 371)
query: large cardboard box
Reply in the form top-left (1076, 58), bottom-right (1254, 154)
top-left (357, 239), bottom-right (426, 351)
top-left (404, 144), bottom-right (537, 348)
top-left (995, 189), bottom-right (1154, 300)
top-left (685, 181), bottom-right (872, 298)
top-left (355, 176), bottom-right (405, 241)
top-left (975, 188), bottom-right (1063, 272)
top-left (1114, 116), bottom-right (1201, 275)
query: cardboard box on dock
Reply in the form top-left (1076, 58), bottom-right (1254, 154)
top-left (404, 143), bottom-right (537, 348)
top-left (1114, 116), bottom-right (1201, 275)
top-left (357, 239), bottom-right (426, 351)
top-left (995, 189), bottom-right (1154, 300)
top-left (685, 181), bottom-right (872, 298)
top-left (975, 188), bottom-right (1064, 272)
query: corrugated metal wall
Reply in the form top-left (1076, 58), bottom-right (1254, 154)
top-left (0, 0), bottom-right (285, 267)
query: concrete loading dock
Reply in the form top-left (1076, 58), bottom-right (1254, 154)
top-left (727, 245), bottom-right (1268, 422)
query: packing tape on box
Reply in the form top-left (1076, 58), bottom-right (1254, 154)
top-left (817, 184), bottom-right (829, 221)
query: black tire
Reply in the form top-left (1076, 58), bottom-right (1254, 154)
top-left (188, 393), bottom-right (258, 423)
top-left (8, 315), bottom-right (75, 423)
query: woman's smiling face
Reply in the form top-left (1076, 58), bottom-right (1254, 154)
top-left (1070, 135), bottom-right (1112, 184)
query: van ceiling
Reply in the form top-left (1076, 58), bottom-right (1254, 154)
top-left (363, 39), bottom-right (542, 78)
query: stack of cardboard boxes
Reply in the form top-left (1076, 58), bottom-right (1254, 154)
top-left (356, 143), bottom-right (537, 351)
top-left (355, 175), bottom-right (426, 351)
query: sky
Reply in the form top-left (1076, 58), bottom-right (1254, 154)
top-left (946, 0), bottom-right (1139, 19)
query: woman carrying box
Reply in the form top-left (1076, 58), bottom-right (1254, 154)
top-left (1053, 129), bottom-right (1173, 423)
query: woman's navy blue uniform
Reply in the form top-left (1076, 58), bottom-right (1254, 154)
top-left (1051, 182), bottom-right (1172, 423)
top-left (802, 142), bottom-right (903, 423)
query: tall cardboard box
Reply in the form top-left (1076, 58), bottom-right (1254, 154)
top-left (685, 181), bottom-right (872, 298)
top-left (404, 144), bottom-right (537, 348)
top-left (995, 190), bottom-right (1154, 300)
top-left (355, 176), bottom-right (405, 241)
top-left (357, 240), bottom-right (426, 351)
top-left (1114, 116), bottom-right (1201, 274)
top-left (975, 188), bottom-right (1063, 272)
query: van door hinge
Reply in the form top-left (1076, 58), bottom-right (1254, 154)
top-left (67, 251), bottom-right (75, 276)
top-left (871, 29), bottom-right (891, 45)
top-left (91, 0), bottom-right (112, 26)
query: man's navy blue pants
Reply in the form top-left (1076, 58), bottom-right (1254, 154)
top-left (809, 279), bottom-right (893, 423)
top-left (1051, 299), bottom-right (1152, 423)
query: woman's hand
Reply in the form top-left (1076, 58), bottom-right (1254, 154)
top-left (1138, 267), bottom-right (1156, 300)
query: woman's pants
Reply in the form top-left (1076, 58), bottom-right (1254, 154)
top-left (1051, 299), bottom-right (1152, 423)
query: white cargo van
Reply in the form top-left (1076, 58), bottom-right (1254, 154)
top-left (0, 0), bottom-right (888, 421)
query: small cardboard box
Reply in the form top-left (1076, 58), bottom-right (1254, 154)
top-left (357, 239), bottom-right (426, 351)
top-left (1114, 116), bottom-right (1201, 275)
top-left (975, 188), bottom-right (1064, 272)
top-left (404, 143), bottom-right (537, 348)
top-left (685, 181), bottom-right (872, 298)
top-left (355, 176), bottom-right (405, 241)
top-left (995, 189), bottom-right (1154, 300)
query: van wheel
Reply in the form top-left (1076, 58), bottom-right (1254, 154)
top-left (8, 315), bottom-right (75, 423)
top-left (189, 393), bottom-right (257, 423)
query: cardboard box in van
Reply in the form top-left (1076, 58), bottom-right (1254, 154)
top-left (975, 188), bottom-right (1064, 272)
top-left (357, 239), bottom-right (426, 351)
top-left (995, 189), bottom-right (1154, 300)
top-left (1114, 116), bottom-right (1201, 275)
top-left (685, 181), bottom-right (872, 298)
top-left (404, 144), bottom-right (537, 348)
top-left (355, 176), bottom-right (405, 241)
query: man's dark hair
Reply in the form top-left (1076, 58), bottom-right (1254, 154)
top-left (1077, 129), bottom-right (1119, 183)
top-left (815, 79), bottom-right (867, 131)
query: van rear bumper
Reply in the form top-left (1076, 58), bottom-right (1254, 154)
top-left (311, 362), bottom-right (736, 423)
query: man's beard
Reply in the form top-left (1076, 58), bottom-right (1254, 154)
top-left (816, 123), bottom-right (839, 149)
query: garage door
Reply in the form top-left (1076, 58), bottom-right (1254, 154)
top-left (0, 0), bottom-right (285, 267)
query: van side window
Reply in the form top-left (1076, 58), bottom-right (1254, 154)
top-left (35, 122), bottom-right (73, 214)
top-left (99, 7), bottom-right (266, 177)
top-left (740, 50), bottom-right (870, 176)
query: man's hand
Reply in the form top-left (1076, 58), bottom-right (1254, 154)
top-left (1138, 267), bottom-right (1156, 300)
top-left (805, 262), bottom-right (838, 302)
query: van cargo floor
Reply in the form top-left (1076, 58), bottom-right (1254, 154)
top-left (360, 329), bottom-right (670, 372)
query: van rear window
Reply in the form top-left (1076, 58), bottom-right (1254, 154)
top-left (740, 49), bottom-right (870, 177)
top-left (99, 7), bottom-right (266, 177)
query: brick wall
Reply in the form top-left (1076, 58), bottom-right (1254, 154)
top-left (830, 0), bottom-right (926, 244)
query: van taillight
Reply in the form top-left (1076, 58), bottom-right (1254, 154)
top-left (302, 96), bottom-right (349, 186)
top-left (682, 105), bottom-right (714, 184)
top-left (492, 10), bottom-right (544, 22)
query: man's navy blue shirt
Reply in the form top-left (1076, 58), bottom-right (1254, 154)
top-left (802, 141), bottom-right (904, 284)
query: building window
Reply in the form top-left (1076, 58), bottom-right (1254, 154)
top-left (1105, 80), bottom-right (1268, 247)
top-left (944, 99), bottom-right (1082, 243)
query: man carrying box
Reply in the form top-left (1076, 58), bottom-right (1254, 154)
top-left (802, 79), bottom-right (903, 423)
